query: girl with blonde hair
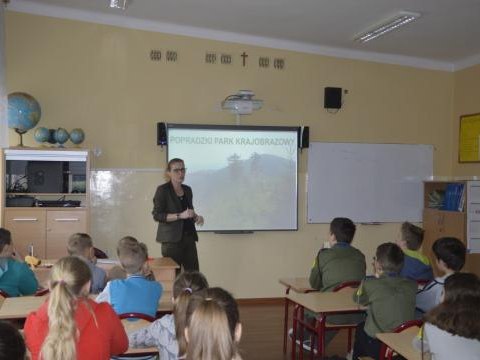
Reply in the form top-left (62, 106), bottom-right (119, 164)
top-left (24, 256), bottom-right (128, 360)
top-left (184, 287), bottom-right (242, 360)
top-left (128, 271), bottom-right (209, 360)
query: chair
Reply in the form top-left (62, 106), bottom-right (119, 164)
top-left (115, 313), bottom-right (158, 359)
top-left (94, 247), bottom-right (108, 259)
top-left (379, 319), bottom-right (423, 360)
top-left (324, 281), bottom-right (362, 353)
top-left (35, 288), bottom-right (49, 296)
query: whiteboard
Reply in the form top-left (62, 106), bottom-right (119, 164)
top-left (307, 143), bottom-right (433, 223)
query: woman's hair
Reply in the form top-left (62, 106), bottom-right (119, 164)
top-left (0, 321), bottom-right (26, 360)
top-left (173, 271), bottom-right (209, 356)
top-left (185, 287), bottom-right (241, 360)
top-left (41, 256), bottom-right (92, 360)
top-left (425, 272), bottom-right (480, 341)
top-left (167, 158), bottom-right (184, 171)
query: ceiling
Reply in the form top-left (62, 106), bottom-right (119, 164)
top-left (7, 0), bottom-right (480, 71)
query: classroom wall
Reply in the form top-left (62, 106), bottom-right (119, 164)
top-left (452, 63), bottom-right (480, 176)
top-left (4, 11), bottom-right (455, 298)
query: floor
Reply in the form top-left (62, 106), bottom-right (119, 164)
top-left (238, 301), bottom-right (351, 360)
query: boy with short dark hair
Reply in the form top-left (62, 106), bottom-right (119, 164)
top-left (96, 238), bottom-right (162, 318)
top-left (302, 218), bottom-right (366, 352)
top-left (67, 233), bottom-right (106, 293)
top-left (416, 237), bottom-right (466, 314)
top-left (352, 242), bottom-right (417, 359)
top-left (0, 228), bottom-right (38, 297)
top-left (309, 217), bottom-right (366, 291)
top-left (397, 222), bottom-right (433, 281)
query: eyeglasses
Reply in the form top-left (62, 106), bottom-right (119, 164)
top-left (171, 168), bottom-right (187, 173)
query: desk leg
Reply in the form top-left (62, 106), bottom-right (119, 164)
top-left (283, 287), bottom-right (291, 354)
top-left (317, 314), bottom-right (326, 359)
top-left (291, 304), bottom-right (298, 360)
top-left (299, 306), bottom-right (305, 360)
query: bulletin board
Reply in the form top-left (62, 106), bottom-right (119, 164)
top-left (459, 113), bottom-right (480, 162)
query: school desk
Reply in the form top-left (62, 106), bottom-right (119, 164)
top-left (377, 326), bottom-right (423, 360)
top-left (279, 277), bottom-right (316, 353)
top-left (122, 318), bottom-right (159, 356)
top-left (0, 293), bottom-right (173, 320)
top-left (287, 288), bottom-right (364, 360)
top-left (33, 257), bottom-right (179, 292)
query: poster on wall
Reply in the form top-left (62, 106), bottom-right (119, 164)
top-left (459, 113), bottom-right (480, 163)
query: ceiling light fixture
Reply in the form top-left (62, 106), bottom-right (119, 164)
top-left (355, 11), bottom-right (421, 43)
top-left (109, 0), bottom-right (129, 10)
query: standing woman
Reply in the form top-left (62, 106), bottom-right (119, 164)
top-left (153, 158), bottom-right (204, 271)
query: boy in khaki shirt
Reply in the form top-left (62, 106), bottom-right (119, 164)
top-left (352, 242), bottom-right (417, 359)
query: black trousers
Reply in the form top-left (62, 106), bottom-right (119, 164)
top-left (161, 231), bottom-right (199, 272)
top-left (352, 321), bottom-right (382, 360)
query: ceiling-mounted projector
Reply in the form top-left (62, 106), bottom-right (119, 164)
top-left (221, 90), bottom-right (263, 115)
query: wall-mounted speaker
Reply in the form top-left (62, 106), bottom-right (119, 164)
top-left (157, 122), bottom-right (167, 146)
top-left (298, 126), bottom-right (309, 149)
top-left (324, 87), bottom-right (342, 109)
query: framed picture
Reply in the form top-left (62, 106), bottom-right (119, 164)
top-left (459, 113), bottom-right (480, 162)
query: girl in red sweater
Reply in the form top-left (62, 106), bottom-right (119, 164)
top-left (24, 256), bottom-right (128, 360)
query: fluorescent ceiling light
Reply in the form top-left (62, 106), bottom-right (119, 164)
top-left (355, 11), bottom-right (421, 43)
top-left (109, 0), bottom-right (129, 10)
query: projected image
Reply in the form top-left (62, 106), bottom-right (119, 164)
top-left (167, 125), bottom-right (298, 231)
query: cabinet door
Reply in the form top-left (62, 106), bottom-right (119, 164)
top-left (4, 209), bottom-right (46, 258)
top-left (46, 210), bottom-right (87, 259)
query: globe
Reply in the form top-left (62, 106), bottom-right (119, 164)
top-left (33, 127), bottom-right (50, 143)
top-left (70, 128), bottom-right (85, 145)
top-left (54, 128), bottom-right (70, 146)
top-left (47, 129), bottom-right (57, 144)
top-left (8, 92), bottom-right (42, 146)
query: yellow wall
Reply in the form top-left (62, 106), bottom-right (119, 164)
top-left (5, 12), bottom-right (455, 298)
top-left (452, 63), bottom-right (480, 175)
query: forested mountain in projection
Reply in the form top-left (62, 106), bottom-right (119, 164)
top-left (188, 153), bottom-right (297, 230)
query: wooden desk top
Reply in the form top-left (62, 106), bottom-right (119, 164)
top-left (279, 277), bottom-right (315, 293)
top-left (0, 292), bottom-right (173, 320)
top-left (377, 327), bottom-right (423, 360)
top-left (287, 288), bottom-right (363, 313)
top-left (38, 257), bottom-right (179, 269)
top-left (0, 295), bottom-right (45, 320)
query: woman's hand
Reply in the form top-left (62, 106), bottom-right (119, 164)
top-left (195, 215), bottom-right (204, 226)
top-left (179, 208), bottom-right (195, 219)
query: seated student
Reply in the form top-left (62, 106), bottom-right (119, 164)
top-left (184, 287), bottom-right (242, 360)
top-left (107, 236), bottom-right (155, 281)
top-left (0, 228), bottom-right (38, 297)
top-left (397, 222), bottom-right (433, 281)
top-left (352, 242), bottom-right (417, 360)
top-left (309, 217), bottom-right (366, 291)
top-left (301, 217), bottom-right (366, 352)
top-left (67, 232), bottom-right (106, 293)
top-left (416, 237), bottom-right (466, 314)
top-left (0, 321), bottom-right (26, 360)
top-left (24, 256), bottom-right (128, 360)
top-left (96, 239), bottom-right (162, 318)
top-left (128, 271), bottom-right (209, 360)
top-left (413, 272), bottom-right (480, 359)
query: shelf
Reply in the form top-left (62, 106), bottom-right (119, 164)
top-left (5, 207), bottom-right (87, 211)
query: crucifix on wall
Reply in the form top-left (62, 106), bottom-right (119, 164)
top-left (241, 52), bottom-right (248, 67)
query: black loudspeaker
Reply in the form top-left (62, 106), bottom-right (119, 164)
top-left (297, 126), bottom-right (309, 149)
top-left (324, 87), bottom-right (342, 109)
top-left (157, 122), bottom-right (167, 146)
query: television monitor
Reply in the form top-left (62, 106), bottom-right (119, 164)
top-left (27, 161), bottom-right (65, 193)
top-left (167, 124), bottom-right (298, 232)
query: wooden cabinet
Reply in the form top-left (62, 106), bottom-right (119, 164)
top-left (2, 148), bottom-right (90, 259)
top-left (4, 208), bottom-right (47, 258)
top-left (423, 181), bottom-right (480, 277)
